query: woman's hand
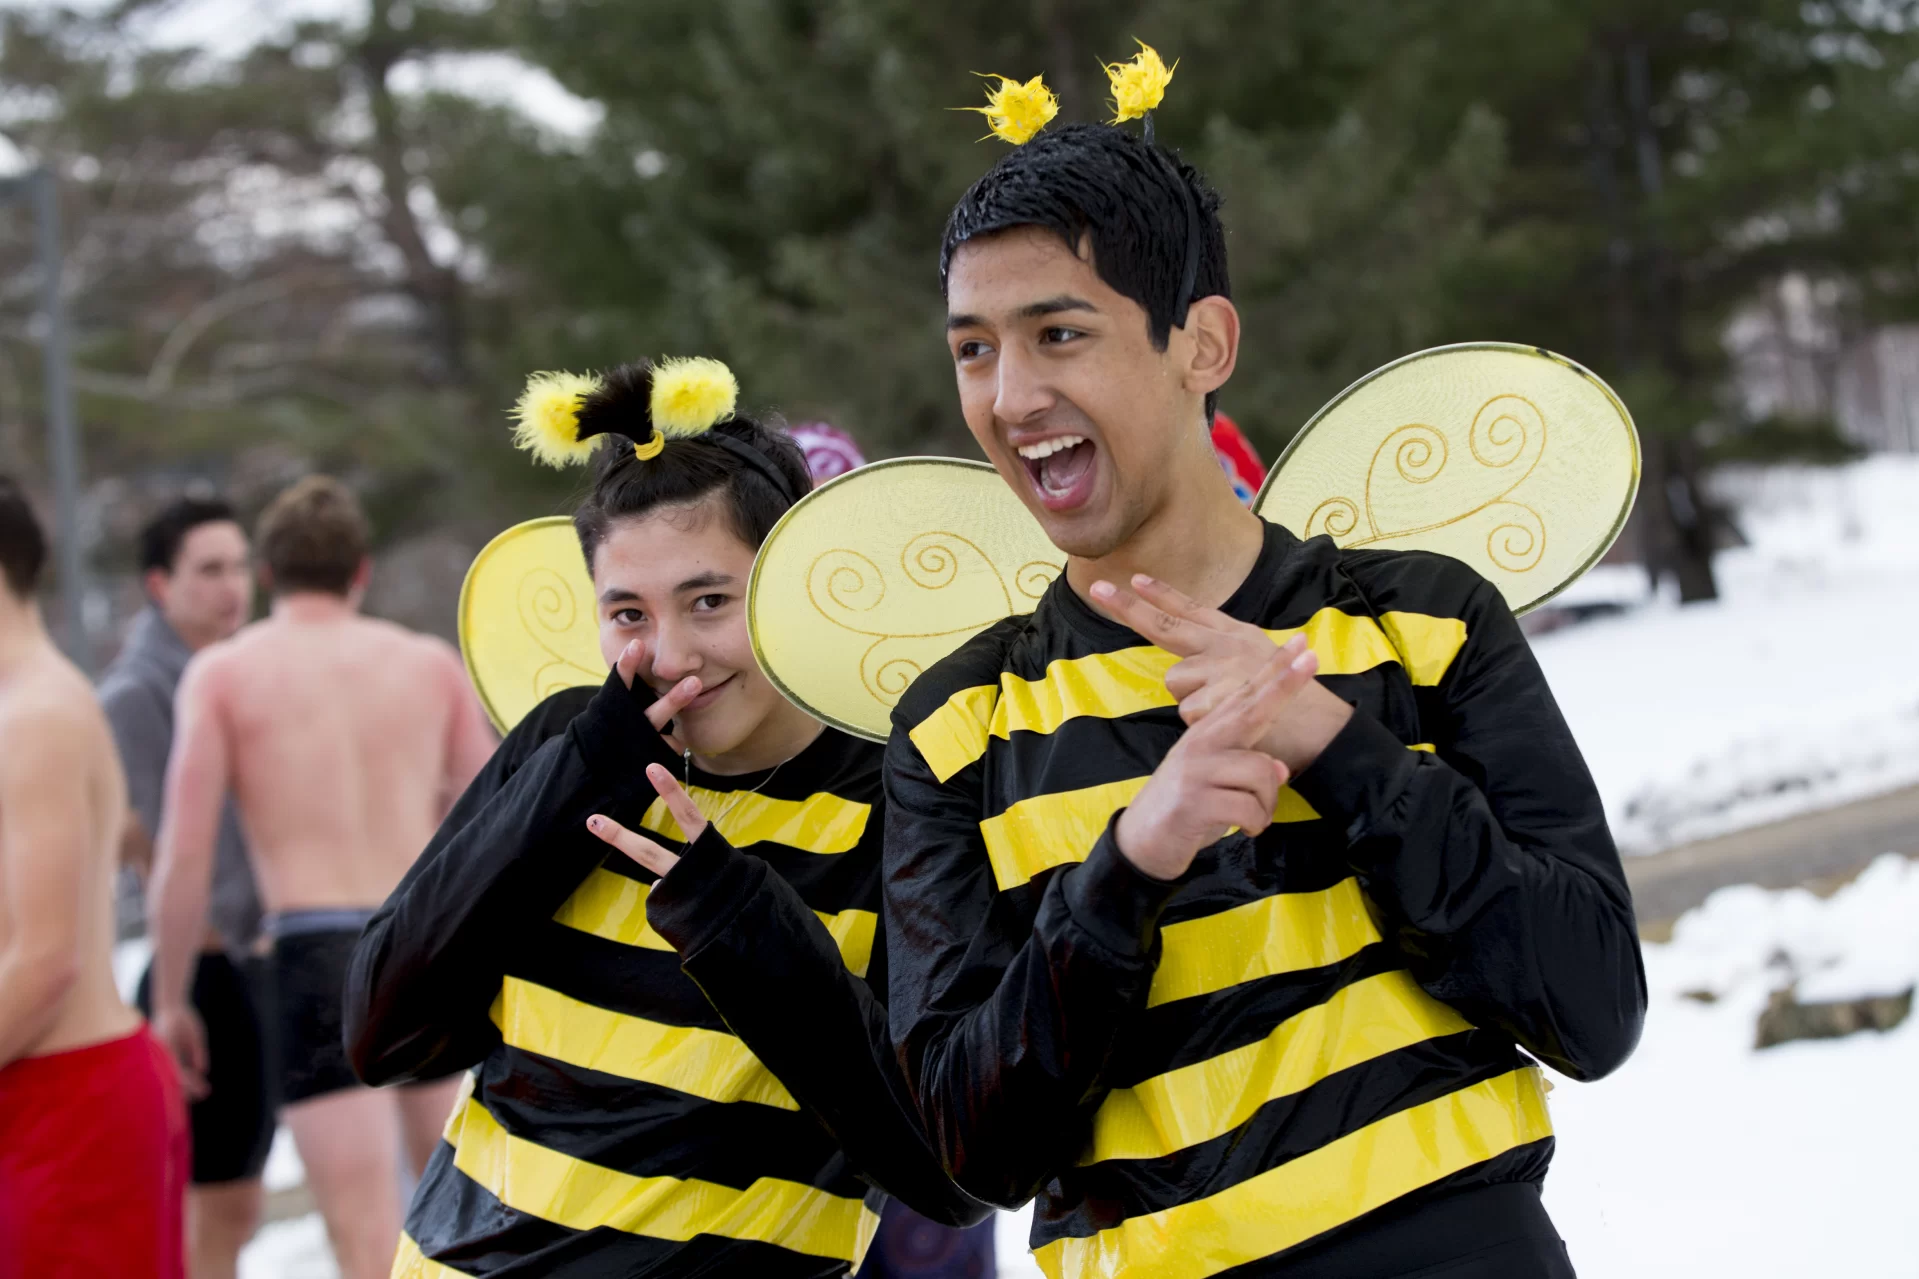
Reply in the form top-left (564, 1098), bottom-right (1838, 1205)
top-left (586, 762), bottom-right (711, 878)
top-left (618, 640), bottom-right (702, 756)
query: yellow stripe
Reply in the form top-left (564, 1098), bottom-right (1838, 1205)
top-left (552, 869), bottom-right (877, 977)
top-left (391, 1234), bottom-right (474, 1279)
top-left (1379, 611), bottom-right (1467, 687)
top-left (446, 1097), bottom-right (881, 1262)
top-left (1409, 742), bottom-right (1435, 752)
top-left (1148, 878), bottom-right (1382, 1008)
top-left (980, 778), bottom-right (1320, 893)
top-left (992, 608), bottom-right (1410, 742)
top-left (554, 868), bottom-right (674, 950)
top-left (906, 609), bottom-right (1466, 781)
top-left (1036, 1068), bottom-right (1552, 1279)
top-left (910, 684), bottom-right (997, 784)
top-left (491, 976), bottom-right (796, 1110)
top-left (1088, 971), bottom-right (1473, 1163)
top-left (640, 787), bottom-right (870, 854)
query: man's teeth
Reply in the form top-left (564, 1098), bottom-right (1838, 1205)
top-left (1016, 435), bottom-right (1086, 461)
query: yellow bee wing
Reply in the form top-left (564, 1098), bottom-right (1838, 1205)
top-left (747, 458), bottom-right (1063, 742)
top-left (1255, 343), bottom-right (1640, 615)
top-left (457, 517), bottom-right (606, 733)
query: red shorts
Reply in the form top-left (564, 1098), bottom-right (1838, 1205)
top-left (0, 1025), bottom-right (189, 1279)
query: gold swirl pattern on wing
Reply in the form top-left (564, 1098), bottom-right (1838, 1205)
top-left (516, 566), bottom-right (605, 700)
top-left (805, 533), bottom-right (1052, 710)
top-left (1314, 394), bottom-right (1551, 571)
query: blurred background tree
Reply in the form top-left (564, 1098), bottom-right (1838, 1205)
top-left (5, 0), bottom-right (1919, 653)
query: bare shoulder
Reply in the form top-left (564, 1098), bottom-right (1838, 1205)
top-left (0, 655), bottom-right (105, 783)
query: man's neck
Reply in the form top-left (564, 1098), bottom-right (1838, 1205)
top-left (158, 607), bottom-right (219, 653)
top-left (1064, 463), bottom-right (1268, 612)
top-left (271, 591), bottom-right (356, 624)
top-left (0, 597), bottom-right (50, 674)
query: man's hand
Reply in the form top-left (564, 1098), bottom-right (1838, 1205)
top-left (1090, 574), bottom-right (1353, 774)
top-left (152, 1003), bottom-right (211, 1100)
top-left (1115, 643), bottom-right (1320, 881)
top-left (586, 763), bottom-right (711, 878)
top-left (615, 640), bottom-right (703, 756)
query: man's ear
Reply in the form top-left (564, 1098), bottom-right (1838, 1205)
top-left (142, 567), bottom-right (170, 608)
top-left (349, 557), bottom-right (372, 602)
top-left (256, 563), bottom-right (273, 595)
top-left (1181, 295), bottom-right (1240, 399)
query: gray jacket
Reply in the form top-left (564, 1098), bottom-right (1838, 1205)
top-left (98, 607), bottom-right (260, 950)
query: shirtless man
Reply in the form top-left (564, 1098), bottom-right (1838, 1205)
top-left (147, 476), bottom-right (496, 1279)
top-left (0, 474), bottom-right (187, 1279)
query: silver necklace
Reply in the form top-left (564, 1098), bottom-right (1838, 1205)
top-left (684, 748), bottom-right (787, 831)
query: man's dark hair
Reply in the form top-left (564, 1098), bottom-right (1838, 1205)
top-left (0, 474), bottom-right (48, 600)
top-left (256, 476), bottom-right (369, 596)
top-left (940, 122), bottom-right (1231, 418)
top-left (139, 496), bottom-right (239, 575)
top-left (572, 362), bottom-right (812, 570)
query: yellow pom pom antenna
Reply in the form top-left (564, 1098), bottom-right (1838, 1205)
top-left (961, 73), bottom-right (1059, 146)
top-left (648, 356), bottom-right (739, 439)
top-left (1103, 39), bottom-right (1176, 124)
top-left (511, 370), bottom-right (604, 468)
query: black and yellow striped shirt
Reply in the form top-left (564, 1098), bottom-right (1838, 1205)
top-left (349, 679), bottom-right (896, 1277)
top-left (884, 521), bottom-right (1644, 1278)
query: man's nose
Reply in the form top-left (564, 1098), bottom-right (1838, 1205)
top-left (992, 343), bottom-right (1056, 427)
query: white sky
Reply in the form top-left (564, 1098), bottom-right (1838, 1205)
top-left (0, 0), bottom-right (604, 138)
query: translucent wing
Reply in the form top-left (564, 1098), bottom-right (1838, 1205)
top-left (1254, 343), bottom-right (1639, 615)
top-left (747, 458), bottom-right (1063, 741)
top-left (457, 517), bottom-right (605, 733)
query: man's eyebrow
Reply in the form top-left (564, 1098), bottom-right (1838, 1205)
top-left (675, 571), bottom-right (734, 594)
top-left (947, 296), bottom-right (1099, 332)
top-left (1018, 295), bottom-right (1098, 319)
top-left (598, 586), bottom-right (640, 605)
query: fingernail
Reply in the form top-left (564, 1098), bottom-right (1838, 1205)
top-left (1090, 581), bottom-right (1115, 599)
top-left (587, 816), bottom-right (603, 831)
top-left (1133, 574), bottom-right (1155, 588)
top-left (1292, 653), bottom-right (1314, 671)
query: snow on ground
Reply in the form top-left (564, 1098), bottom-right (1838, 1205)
top-left (1543, 854), bottom-right (1919, 1276)
top-left (1533, 456), bottom-right (1919, 853)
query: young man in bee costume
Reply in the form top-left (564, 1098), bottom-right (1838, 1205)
top-left (872, 48), bottom-right (1646, 1278)
top-left (344, 361), bottom-right (985, 1277)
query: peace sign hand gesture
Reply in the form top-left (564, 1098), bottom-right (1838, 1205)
top-left (586, 763), bottom-right (711, 879)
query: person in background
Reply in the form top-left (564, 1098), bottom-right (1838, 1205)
top-left (146, 476), bottom-right (496, 1279)
top-left (0, 474), bottom-right (188, 1279)
top-left (99, 496), bottom-right (270, 1279)
top-left (785, 421), bottom-right (999, 1279)
top-left (1210, 410), bottom-right (1265, 504)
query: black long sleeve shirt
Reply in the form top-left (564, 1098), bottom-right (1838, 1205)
top-left (883, 521), bottom-right (1646, 1278)
top-left (346, 673), bottom-right (981, 1279)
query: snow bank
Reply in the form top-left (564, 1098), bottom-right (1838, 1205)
top-left (1534, 456), bottom-right (1919, 852)
top-left (1543, 853), bottom-right (1919, 1276)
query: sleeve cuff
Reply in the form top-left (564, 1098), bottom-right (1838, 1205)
top-left (570, 670), bottom-right (680, 789)
top-left (645, 825), bottom-right (765, 958)
top-left (1059, 818), bottom-right (1183, 960)
top-left (1289, 706), bottom-right (1418, 841)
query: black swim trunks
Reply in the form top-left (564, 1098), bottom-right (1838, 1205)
top-left (136, 950), bottom-right (276, 1185)
top-left (268, 911), bottom-right (374, 1105)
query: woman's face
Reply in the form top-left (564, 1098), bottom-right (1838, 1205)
top-left (590, 500), bottom-right (784, 763)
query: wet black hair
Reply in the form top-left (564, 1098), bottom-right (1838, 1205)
top-left (940, 122), bottom-right (1231, 419)
top-left (139, 496), bottom-right (239, 574)
top-left (571, 361), bottom-right (813, 571)
top-left (0, 473), bottom-right (47, 600)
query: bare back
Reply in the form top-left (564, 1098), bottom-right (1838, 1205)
top-left (199, 606), bottom-right (493, 913)
top-left (0, 644), bottom-right (137, 1059)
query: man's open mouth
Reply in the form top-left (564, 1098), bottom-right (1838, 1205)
top-left (1016, 434), bottom-right (1098, 511)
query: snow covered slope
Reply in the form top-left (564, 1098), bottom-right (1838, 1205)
top-left (1534, 457), bottom-right (1919, 853)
